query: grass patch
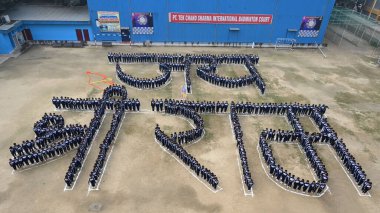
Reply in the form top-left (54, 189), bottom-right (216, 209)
top-left (203, 130), bottom-right (214, 141)
top-left (87, 87), bottom-right (100, 98)
top-left (352, 112), bottom-right (380, 135)
top-left (334, 92), bottom-right (361, 105)
top-left (283, 69), bottom-right (307, 82)
top-left (269, 93), bottom-right (309, 104)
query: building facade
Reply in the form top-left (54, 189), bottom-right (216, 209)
top-left (0, 0), bottom-right (336, 54)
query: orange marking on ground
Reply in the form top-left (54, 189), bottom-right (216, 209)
top-left (86, 70), bottom-right (115, 90)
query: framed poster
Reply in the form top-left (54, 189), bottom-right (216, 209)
top-left (132, 12), bottom-right (154, 34)
top-left (97, 11), bottom-right (121, 32)
top-left (298, 16), bottom-right (323, 38)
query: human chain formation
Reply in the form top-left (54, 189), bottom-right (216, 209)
top-left (230, 101), bottom-right (372, 194)
top-left (108, 52), bottom-right (263, 94)
top-left (8, 57), bottom-right (373, 196)
top-left (229, 102), bottom-right (326, 192)
top-left (64, 85), bottom-right (128, 188)
top-left (52, 96), bottom-right (141, 112)
top-left (8, 85), bottom-right (131, 190)
top-left (309, 107), bottom-right (372, 193)
top-left (10, 85), bottom-right (224, 190)
top-left (197, 55), bottom-right (265, 94)
top-left (154, 101), bottom-right (219, 189)
top-left (150, 99), bottom-right (229, 113)
top-left (89, 93), bottom-right (126, 188)
top-left (259, 131), bottom-right (327, 194)
top-left (9, 113), bottom-right (86, 170)
top-left (116, 63), bottom-right (171, 89)
top-left (230, 105), bottom-right (255, 191)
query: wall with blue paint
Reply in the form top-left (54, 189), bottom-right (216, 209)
top-left (1, 0), bottom-right (335, 54)
top-left (0, 32), bottom-right (14, 54)
top-left (0, 21), bottom-right (92, 54)
top-left (24, 21), bottom-right (93, 41)
top-left (87, 0), bottom-right (336, 44)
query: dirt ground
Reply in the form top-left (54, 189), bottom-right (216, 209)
top-left (0, 43), bottom-right (379, 213)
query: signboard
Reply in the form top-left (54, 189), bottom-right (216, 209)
top-left (132, 12), bottom-right (154, 34)
top-left (298, 16), bottom-right (323, 38)
top-left (97, 11), bottom-right (121, 32)
top-left (169, 12), bottom-right (272, 24)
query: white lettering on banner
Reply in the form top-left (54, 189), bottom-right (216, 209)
top-left (185, 15), bottom-right (197, 21)
top-left (239, 16), bottom-right (259, 22)
top-left (169, 12), bottom-right (273, 24)
top-left (259, 17), bottom-right (270, 22)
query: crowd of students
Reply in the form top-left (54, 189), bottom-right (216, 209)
top-left (309, 107), bottom-right (372, 193)
top-left (150, 99), bottom-right (229, 114)
top-left (196, 56), bottom-right (265, 94)
top-left (229, 101), bottom-right (372, 194)
top-left (9, 113), bottom-right (86, 170)
top-left (89, 102), bottom-right (125, 187)
top-left (107, 52), bottom-right (259, 66)
top-left (154, 101), bottom-right (219, 189)
top-left (184, 60), bottom-right (192, 93)
top-left (116, 63), bottom-right (171, 89)
top-left (108, 52), bottom-right (185, 64)
top-left (65, 85), bottom-right (128, 187)
top-left (108, 52), bottom-right (265, 94)
top-left (259, 130), bottom-right (327, 194)
top-left (230, 103), bottom-right (255, 190)
top-left (8, 78), bottom-right (373, 194)
top-left (52, 96), bottom-right (141, 112)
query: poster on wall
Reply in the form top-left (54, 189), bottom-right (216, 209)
top-left (132, 12), bottom-right (154, 34)
top-left (298, 16), bottom-right (323, 38)
top-left (97, 11), bottom-right (121, 32)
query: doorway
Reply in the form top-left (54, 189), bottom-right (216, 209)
top-left (22, 29), bottom-right (33, 41)
top-left (83, 29), bottom-right (90, 41)
top-left (76, 29), bottom-right (83, 41)
top-left (121, 28), bottom-right (131, 42)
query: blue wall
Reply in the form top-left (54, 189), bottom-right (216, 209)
top-left (24, 21), bottom-right (93, 41)
top-left (0, 21), bottom-right (93, 54)
top-left (1, 0), bottom-right (335, 54)
top-left (0, 32), bottom-right (14, 54)
top-left (87, 0), bottom-right (336, 44)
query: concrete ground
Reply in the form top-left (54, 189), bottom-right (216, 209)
top-left (0, 44), bottom-right (379, 213)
